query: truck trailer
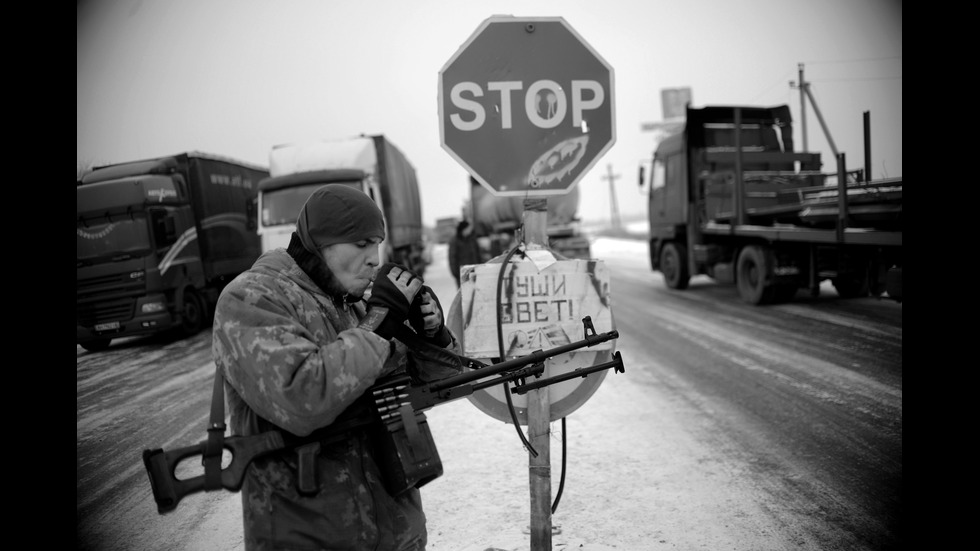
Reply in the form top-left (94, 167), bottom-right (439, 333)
top-left (77, 152), bottom-right (267, 351)
top-left (256, 134), bottom-right (428, 275)
top-left (642, 104), bottom-right (901, 305)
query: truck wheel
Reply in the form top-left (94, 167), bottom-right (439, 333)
top-left (660, 242), bottom-right (690, 290)
top-left (736, 245), bottom-right (775, 305)
top-left (80, 338), bottom-right (112, 352)
top-left (179, 290), bottom-right (207, 337)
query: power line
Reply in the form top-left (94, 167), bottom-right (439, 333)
top-left (749, 69), bottom-right (797, 104)
top-left (801, 56), bottom-right (902, 65)
top-left (808, 75), bottom-right (902, 83)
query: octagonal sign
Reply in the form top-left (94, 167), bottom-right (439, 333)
top-left (439, 16), bottom-right (616, 196)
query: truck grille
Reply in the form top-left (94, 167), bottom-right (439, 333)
top-left (77, 272), bottom-right (140, 293)
top-left (77, 298), bottom-right (136, 327)
top-left (76, 272), bottom-right (143, 327)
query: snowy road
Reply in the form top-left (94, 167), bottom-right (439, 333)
top-left (77, 237), bottom-right (902, 551)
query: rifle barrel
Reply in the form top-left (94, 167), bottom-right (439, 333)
top-left (512, 352), bottom-right (624, 394)
top-left (428, 329), bottom-right (619, 392)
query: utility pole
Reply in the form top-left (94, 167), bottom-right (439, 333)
top-left (602, 163), bottom-right (621, 231)
top-left (798, 63), bottom-right (808, 152)
top-left (790, 63), bottom-right (839, 159)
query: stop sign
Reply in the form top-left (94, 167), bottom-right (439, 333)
top-left (439, 16), bottom-right (616, 196)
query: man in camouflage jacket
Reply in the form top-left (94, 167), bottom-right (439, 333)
top-left (212, 185), bottom-right (461, 551)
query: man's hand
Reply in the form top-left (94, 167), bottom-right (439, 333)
top-left (415, 289), bottom-right (443, 337)
top-left (409, 285), bottom-right (452, 347)
top-left (369, 264), bottom-right (422, 319)
top-left (359, 263), bottom-right (423, 339)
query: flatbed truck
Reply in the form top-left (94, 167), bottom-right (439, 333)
top-left (642, 104), bottom-right (901, 305)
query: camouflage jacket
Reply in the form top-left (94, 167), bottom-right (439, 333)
top-left (212, 248), bottom-right (461, 551)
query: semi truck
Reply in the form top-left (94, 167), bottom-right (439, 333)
top-left (77, 152), bottom-right (267, 351)
top-left (641, 104), bottom-right (901, 305)
top-left (468, 176), bottom-right (591, 260)
top-left (256, 134), bottom-right (428, 275)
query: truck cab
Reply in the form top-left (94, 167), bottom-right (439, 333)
top-left (257, 136), bottom-right (428, 275)
top-left (77, 153), bottom-right (264, 351)
top-left (257, 169), bottom-right (382, 253)
top-left (77, 162), bottom-right (205, 350)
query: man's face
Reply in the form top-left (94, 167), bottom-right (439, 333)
top-left (321, 238), bottom-right (382, 297)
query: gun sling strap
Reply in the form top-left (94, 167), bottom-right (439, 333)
top-left (203, 370), bottom-right (226, 491)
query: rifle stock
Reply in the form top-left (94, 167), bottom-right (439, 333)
top-left (142, 317), bottom-right (624, 514)
top-left (142, 431), bottom-right (285, 514)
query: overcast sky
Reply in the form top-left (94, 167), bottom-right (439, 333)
top-left (77, 0), bottom-right (902, 227)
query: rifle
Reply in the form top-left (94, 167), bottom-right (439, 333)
top-left (143, 316), bottom-right (624, 514)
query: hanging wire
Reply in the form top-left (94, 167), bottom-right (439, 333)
top-left (495, 241), bottom-right (537, 457)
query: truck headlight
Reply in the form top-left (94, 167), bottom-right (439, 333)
top-left (141, 301), bottom-right (166, 314)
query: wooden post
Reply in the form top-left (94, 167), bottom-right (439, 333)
top-left (601, 164), bottom-right (621, 231)
top-left (522, 198), bottom-right (552, 551)
top-left (528, 385), bottom-right (551, 550)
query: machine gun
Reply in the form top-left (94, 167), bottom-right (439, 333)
top-left (143, 316), bottom-right (624, 514)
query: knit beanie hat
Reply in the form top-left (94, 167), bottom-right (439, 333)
top-left (295, 184), bottom-right (385, 254)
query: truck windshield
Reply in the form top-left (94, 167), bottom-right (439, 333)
top-left (77, 215), bottom-right (151, 265)
top-left (261, 182), bottom-right (359, 227)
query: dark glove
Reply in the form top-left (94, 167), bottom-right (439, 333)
top-left (358, 263), bottom-right (423, 339)
top-left (409, 285), bottom-right (452, 347)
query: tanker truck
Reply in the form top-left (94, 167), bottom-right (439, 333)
top-left (256, 134), bottom-right (428, 275)
top-left (77, 152), bottom-right (267, 351)
top-left (468, 176), bottom-right (591, 259)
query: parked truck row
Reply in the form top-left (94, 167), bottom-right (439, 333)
top-left (77, 135), bottom-right (429, 351)
top-left (641, 104), bottom-right (902, 305)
